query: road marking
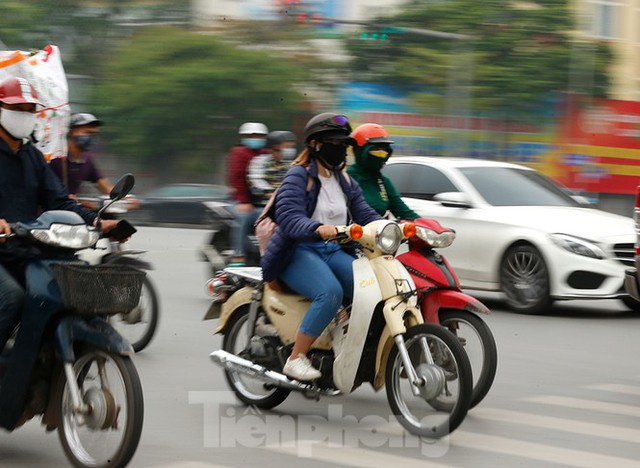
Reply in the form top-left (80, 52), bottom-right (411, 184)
top-left (525, 395), bottom-right (640, 418)
top-left (154, 463), bottom-right (230, 468)
top-left (265, 440), bottom-right (454, 467)
top-left (472, 407), bottom-right (640, 443)
top-left (587, 383), bottom-right (640, 396)
top-left (452, 431), bottom-right (640, 468)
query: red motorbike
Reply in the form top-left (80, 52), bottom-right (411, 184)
top-left (397, 218), bottom-right (497, 408)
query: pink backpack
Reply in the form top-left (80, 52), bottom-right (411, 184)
top-left (254, 173), bottom-right (314, 256)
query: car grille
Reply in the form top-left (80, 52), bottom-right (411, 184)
top-left (611, 243), bottom-right (634, 267)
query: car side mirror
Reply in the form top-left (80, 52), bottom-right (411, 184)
top-left (433, 192), bottom-right (472, 208)
top-left (110, 173), bottom-right (136, 201)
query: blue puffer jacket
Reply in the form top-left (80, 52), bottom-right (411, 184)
top-left (261, 159), bottom-right (381, 282)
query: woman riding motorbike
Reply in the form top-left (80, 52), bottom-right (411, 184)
top-left (260, 113), bottom-right (381, 381)
top-left (346, 123), bottom-right (418, 220)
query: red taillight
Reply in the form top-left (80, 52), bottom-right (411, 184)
top-left (206, 273), bottom-right (232, 299)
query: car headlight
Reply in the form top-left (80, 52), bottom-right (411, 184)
top-left (31, 223), bottom-right (100, 249)
top-left (550, 233), bottom-right (605, 259)
top-left (376, 221), bottom-right (402, 254)
top-left (416, 226), bottom-right (456, 248)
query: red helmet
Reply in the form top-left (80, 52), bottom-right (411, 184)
top-left (0, 77), bottom-right (43, 107)
top-left (351, 123), bottom-right (394, 147)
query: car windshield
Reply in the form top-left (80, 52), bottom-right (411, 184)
top-left (460, 167), bottom-right (581, 207)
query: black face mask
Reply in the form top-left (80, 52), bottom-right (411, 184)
top-left (316, 142), bottom-right (347, 168)
top-left (72, 135), bottom-right (95, 151)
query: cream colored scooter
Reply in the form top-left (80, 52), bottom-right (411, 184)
top-left (207, 220), bottom-right (472, 438)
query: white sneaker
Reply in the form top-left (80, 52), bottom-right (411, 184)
top-left (283, 354), bottom-right (321, 381)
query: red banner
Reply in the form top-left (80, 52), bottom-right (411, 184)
top-left (556, 98), bottom-right (640, 195)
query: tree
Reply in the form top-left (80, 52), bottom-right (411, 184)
top-left (345, 0), bottom-right (612, 119)
top-left (94, 26), bottom-right (309, 182)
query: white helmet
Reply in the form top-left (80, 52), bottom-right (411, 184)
top-left (239, 122), bottom-right (268, 135)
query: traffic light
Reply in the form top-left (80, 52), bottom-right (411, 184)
top-left (360, 31), bottom-right (389, 41)
top-left (359, 26), bottom-right (402, 41)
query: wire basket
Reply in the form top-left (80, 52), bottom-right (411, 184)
top-left (52, 263), bottom-right (146, 316)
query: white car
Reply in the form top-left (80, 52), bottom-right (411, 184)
top-left (623, 186), bottom-right (640, 302)
top-left (383, 156), bottom-right (636, 314)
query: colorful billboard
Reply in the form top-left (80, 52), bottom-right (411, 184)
top-left (340, 85), bottom-right (640, 195)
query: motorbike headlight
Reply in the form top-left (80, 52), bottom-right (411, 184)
top-left (31, 223), bottom-right (100, 249)
top-left (550, 233), bottom-right (605, 259)
top-left (376, 221), bottom-right (402, 254)
top-left (416, 226), bottom-right (456, 248)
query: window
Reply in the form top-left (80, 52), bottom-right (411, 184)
top-left (383, 163), bottom-right (458, 200)
top-left (589, 0), bottom-right (622, 39)
top-left (460, 167), bottom-right (580, 207)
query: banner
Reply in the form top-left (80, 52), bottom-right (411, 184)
top-left (0, 45), bottom-right (70, 160)
top-left (556, 98), bottom-right (640, 195)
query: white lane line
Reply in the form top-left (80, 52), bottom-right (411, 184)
top-left (472, 407), bottom-right (640, 443)
top-left (453, 431), bottom-right (640, 468)
top-left (154, 463), bottom-right (230, 468)
top-left (265, 440), bottom-right (456, 467)
top-left (587, 383), bottom-right (640, 396)
top-left (525, 395), bottom-right (640, 418)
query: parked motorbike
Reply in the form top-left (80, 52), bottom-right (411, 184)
top-left (206, 220), bottom-right (473, 438)
top-left (200, 200), bottom-right (261, 273)
top-left (0, 174), bottom-right (144, 468)
top-left (397, 217), bottom-right (497, 409)
top-left (76, 195), bottom-right (160, 352)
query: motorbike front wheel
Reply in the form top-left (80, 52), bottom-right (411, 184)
top-left (385, 323), bottom-right (472, 438)
top-left (56, 347), bottom-right (144, 468)
top-left (111, 276), bottom-right (160, 352)
top-left (222, 307), bottom-right (290, 409)
top-left (439, 309), bottom-right (497, 408)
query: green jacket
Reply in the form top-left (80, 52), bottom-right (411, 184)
top-left (347, 164), bottom-right (419, 220)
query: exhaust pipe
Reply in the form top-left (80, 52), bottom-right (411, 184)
top-left (210, 350), bottom-right (340, 395)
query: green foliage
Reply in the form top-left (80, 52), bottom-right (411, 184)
top-left (345, 0), bottom-right (612, 119)
top-left (94, 26), bottom-right (308, 181)
top-left (0, 2), bottom-right (48, 48)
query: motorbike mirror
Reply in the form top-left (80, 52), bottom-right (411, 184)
top-left (110, 173), bottom-right (135, 201)
top-left (98, 174), bottom-right (136, 220)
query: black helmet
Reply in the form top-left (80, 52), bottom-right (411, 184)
top-left (70, 113), bottom-right (102, 128)
top-left (303, 112), bottom-right (352, 143)
top-left (266, 130), bottom-right (296, 148)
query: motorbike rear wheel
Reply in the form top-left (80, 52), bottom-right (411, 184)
top-left (385, 323), bottom-right (472, 438)
top-left (111, 276), bottom-right (160, 352)
top-left (439, 309), bottom-right (497, 408)
top-left (56, 347), bottom-right (144, 468)
top-left (222, 307), bottom-right (290, 409)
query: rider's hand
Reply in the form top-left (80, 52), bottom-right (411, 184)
top-left (0, 218), bottom-right (10, 243)
top-left (315, 224), bottom-right (338, 240)
top-left (93, 219), bottom-right (126, 240)
top-left (237, 203), bottom-right (254, 214)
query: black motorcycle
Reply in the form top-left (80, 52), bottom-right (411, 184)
top-left (0, 174), bottom-right (144, 468)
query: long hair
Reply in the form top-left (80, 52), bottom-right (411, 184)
top-left (291, 147), bottom-right (311, 167)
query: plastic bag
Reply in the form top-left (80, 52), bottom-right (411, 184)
top-left (0, 45), bottom-right (70, 160)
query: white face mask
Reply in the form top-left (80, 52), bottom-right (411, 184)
top-left (280, 147), bottom-right (297, 161)
top-left (0, 109), bottom-right (36, 140)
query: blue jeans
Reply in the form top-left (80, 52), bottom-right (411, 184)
top-left (0, 264), bottom-right (25, 351)
top-left (279, 242), bottom-right (354, 337)
top-left (232, 204), bottom-right (261, 258)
